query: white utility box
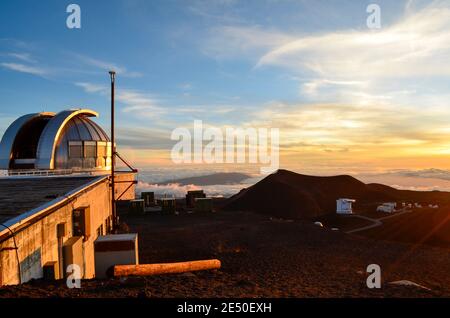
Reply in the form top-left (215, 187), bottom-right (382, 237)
top-left (94, 233), bottom-right (139, 278)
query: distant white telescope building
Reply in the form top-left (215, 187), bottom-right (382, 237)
top-left (336, 198), bottom-right (355, 215)
top-left (377, 202), bottom-right (396, 213)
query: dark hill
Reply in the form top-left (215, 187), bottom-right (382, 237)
top-left (360, 206), bottom-right (450, 248)
top-left (223, 169), bottom-right (450, 219)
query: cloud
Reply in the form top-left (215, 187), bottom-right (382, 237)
top-left (75, 82), bottom-right (241, 123)
top-left (203, 25), bottom-right (293, 60)
top-left (243, 99), bottom-right (450, 161)
top-left (203, 1), bottom-right (450, 104)
top-left (187, 0), bottom-right (242, 25)
top-left (136, 167), bottom-right (450, 194)
top-left (256, 2), bottom-right (450, 79)
top-left (117, 90), bottom-right (164, 116)
top-left (75, 82), bottom-right (106, 94)
top-left (7, 52), bottom-right (35, 63)
top-left (206, 2), bottom-right (450, 163)
top-left (357, 168), bottom-right (450, 192)
top-left (136, 180), bottom-right (251, 198)
top-left (302, 79), bottom-right (368, 97)
top-left (75, 82), bottom-right (165, 119)
top-left (73, 54), bottom-right (142, 78)
top-left (116, 126), bottom-right (173, 149)
top-left (0, 62), bottom-right (47, 76)
top-left (179, 83), bottom-right (192, 90)
top-left (385, 168), bottom-right (450, 181)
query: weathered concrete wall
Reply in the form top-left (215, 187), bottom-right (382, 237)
top-left (0, 172), bottom-right (136, 285)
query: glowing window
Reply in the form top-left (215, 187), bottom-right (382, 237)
top-left (97, 141), bottom-right (107, 158)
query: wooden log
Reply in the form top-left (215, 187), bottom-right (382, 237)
top-left (113, 259), bottom-right (221, 277)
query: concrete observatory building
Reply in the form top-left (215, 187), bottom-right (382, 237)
top-left (0, 108), bottom-right (136, 286)
top-left (0, 109), bottom-right (112, 171)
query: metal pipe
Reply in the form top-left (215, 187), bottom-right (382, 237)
top-left (115, 151), bottom-right (138, 173)
top-left (109, 71), bottom-right (117, 230)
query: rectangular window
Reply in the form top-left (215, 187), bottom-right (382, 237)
top-left (84, 141), bottom-right (96, 158)
top-left (68, 141), bottom-right (83, 158)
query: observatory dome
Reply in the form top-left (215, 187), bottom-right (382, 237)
top-left (0, 109), bottom-right (112, 171)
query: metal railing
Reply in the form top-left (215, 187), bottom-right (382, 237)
top-left (4, 168), bottom-right (117, 178)
top-left (7, 169), bottom-right (73, 177)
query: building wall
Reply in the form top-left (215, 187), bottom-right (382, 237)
top-left (113, 172), bottom-right (136, 201)
top-left (0, 172), bottom-right (136, 286)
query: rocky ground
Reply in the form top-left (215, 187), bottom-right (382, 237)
top-left (1, 211), bottom-right (449, 298)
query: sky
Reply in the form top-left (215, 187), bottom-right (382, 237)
top-left (1, 0), bottom-right (450, 185)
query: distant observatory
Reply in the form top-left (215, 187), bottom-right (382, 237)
top-left (336, 198), bottom-right (355, 215)
top-left (0, 109), bottom-right (112, 171)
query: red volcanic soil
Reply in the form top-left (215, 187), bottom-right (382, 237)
top-left (317, 214), bottom-right (375, 232)
top-left (223, 170), bottom-right (450, 219)
top-left (1, 211), bottom-right (449, 298)
top-left (359, 207), bottom-right (450, 248)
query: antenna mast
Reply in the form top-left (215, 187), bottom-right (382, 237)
top-left (109, 70), bottom-right (117, 231)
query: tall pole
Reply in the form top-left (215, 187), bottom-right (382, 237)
top-left (109, 70), bottom-right (117, 230)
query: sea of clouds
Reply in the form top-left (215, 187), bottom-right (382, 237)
top-left (136, 181), bottom-right (255, 198)
top-left (136, 167), bottom-right (450, 198)
top-left (135, 167), bottom-right (263, 198)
